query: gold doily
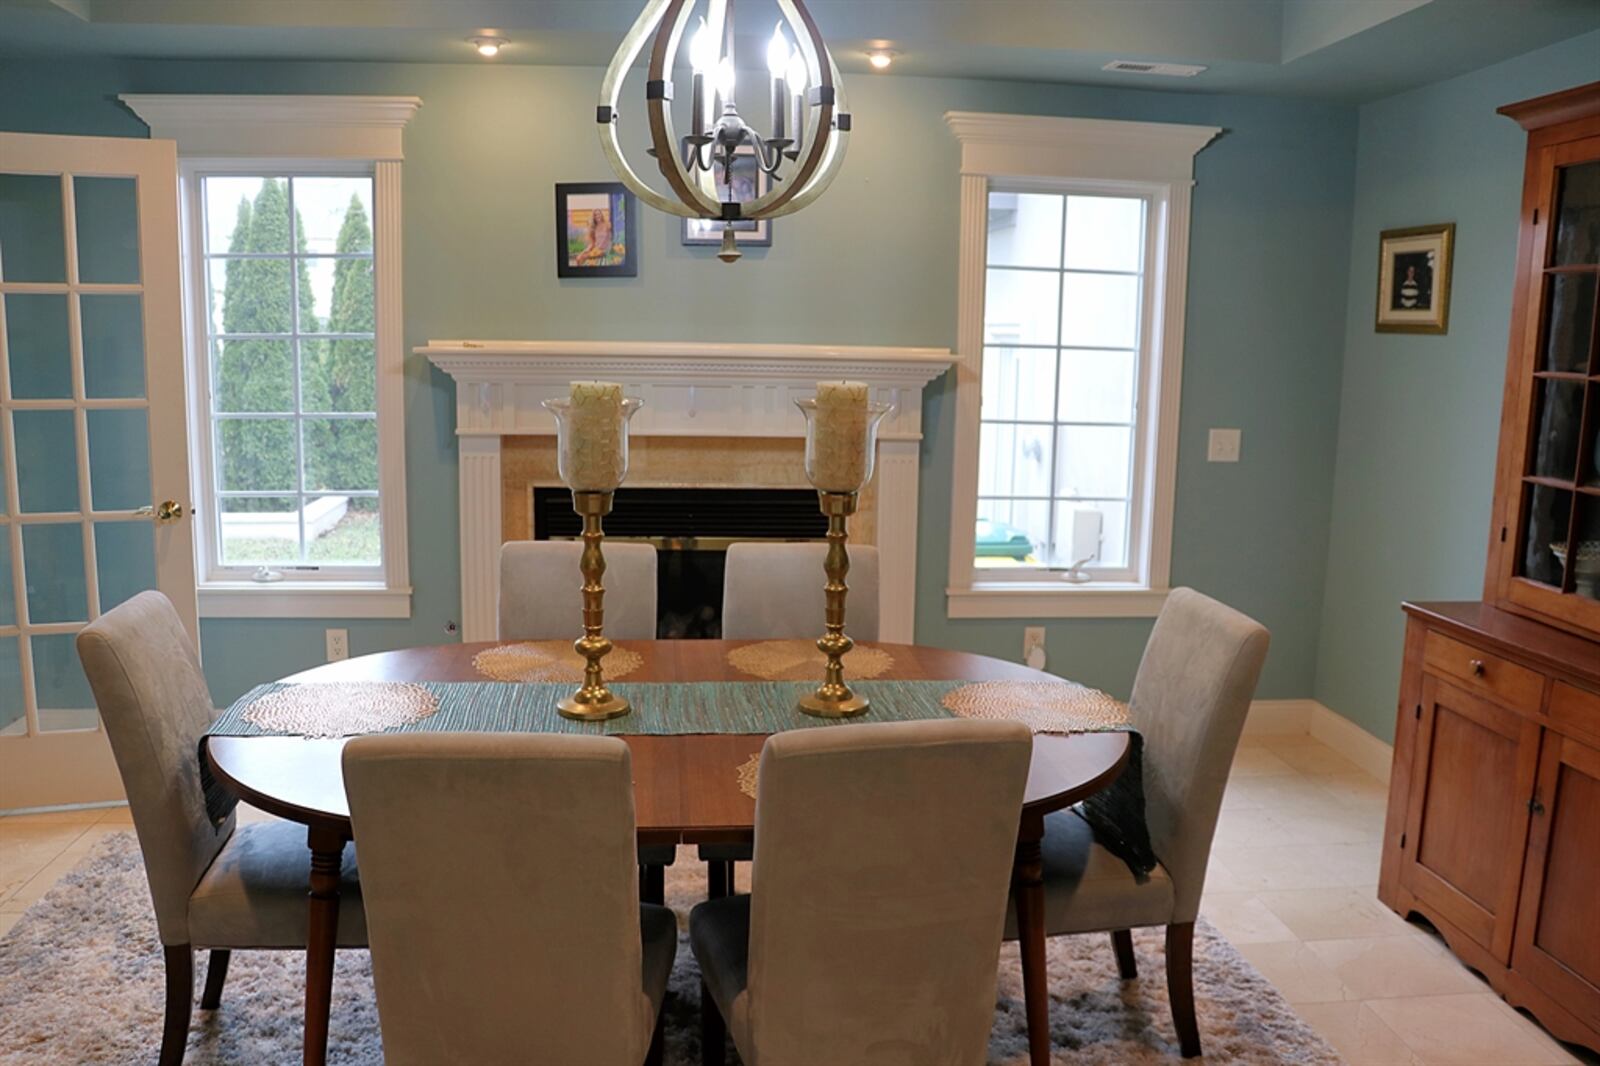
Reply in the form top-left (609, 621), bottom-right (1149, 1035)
top-left (736, 754), bottom-right (760, 799)
top-left (941, 680), bottom-right (1129, 735)
top-left (472, 641), bottom-right (644, 683)
top-left (727, 639), bottom-right (894, 681)
top-left (241, 682), bottom-right (438, 739)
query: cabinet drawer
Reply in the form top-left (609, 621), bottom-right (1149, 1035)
top-left (1550, 682), bottom-right (1600, 740)
top-left (1423, 631), bottom-right (1544, 710)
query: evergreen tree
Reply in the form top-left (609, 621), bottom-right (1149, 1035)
top-left (305, 194), bottom-right (377, 502)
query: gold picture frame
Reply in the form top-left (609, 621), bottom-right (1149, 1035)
top-left (1376, 222), bottom-right (1454, 334)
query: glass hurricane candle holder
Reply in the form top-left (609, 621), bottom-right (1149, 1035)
top-left (541, 388), bottom-right (644, 721)
top-left (793, 392), bottom-right (894, 718)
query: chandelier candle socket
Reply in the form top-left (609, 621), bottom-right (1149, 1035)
top-left (794, 385), bottom-right (894, 718)
top-left (541, 386), bottom-right (645, 720)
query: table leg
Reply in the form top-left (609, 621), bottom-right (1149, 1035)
top-left (303, 825), bottom-right (345, 1066)
top-left (1012, 834), bottom-right (1050, 1066)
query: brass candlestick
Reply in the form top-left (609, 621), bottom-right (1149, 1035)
top-left (799, 489), bottom-right (870, 718)
top-left (558, 490), bottom-right (630, 721)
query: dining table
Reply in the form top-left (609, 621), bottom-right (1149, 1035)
top-left (203, 638), bottom-right (1132, 1066)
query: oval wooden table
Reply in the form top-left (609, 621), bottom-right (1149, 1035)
top-left (206, 640), bottom-right (1130, 1066)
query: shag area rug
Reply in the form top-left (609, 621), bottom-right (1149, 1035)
top-left (1, 832), bottom-right (1338, 1064)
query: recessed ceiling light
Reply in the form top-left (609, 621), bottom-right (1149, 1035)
top-left (866, 50), bottom-right (898, 71)
top-left (469, 35), bottom-right (507, 58)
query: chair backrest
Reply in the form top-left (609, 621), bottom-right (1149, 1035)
top-left (721, 542), bottom-right (880, 640)
top-left (744, 720), bottom-right (1032, 1066)
top-left (342, 732), bottom-right (655, 1066)
top-left (1129, 587), bottom-right (1270, 921)
top-left (75, 590), bottom-right (234, 945)
top-left (498, 540), bottom-right (658, 641)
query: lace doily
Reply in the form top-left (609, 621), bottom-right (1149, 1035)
top-left (472, 641), bottom-right (644, 683)
top-left (726, 639), bottom-right (894, 681)
top-left (240, 682), bottom-right (438, 739)
top-left (941, 680), bottom-right (1129, 734)
top-left (736, 754), bottom-right (760, 799)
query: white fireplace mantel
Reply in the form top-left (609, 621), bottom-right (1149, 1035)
top-left (421, 340), bottom-right (956, 642)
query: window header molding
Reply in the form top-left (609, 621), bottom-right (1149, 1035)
top-left (120, 94), bottom-right (422, 160)
top-left (943, 111), bottom-right (1221, 184)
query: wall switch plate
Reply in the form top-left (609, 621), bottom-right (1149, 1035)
top-left (1207, 428), bottom-right (1242, 463)
top-left (325, 628), bottom-right (349, 662)
top-left (1022, 626), bottom-right (1047, 670)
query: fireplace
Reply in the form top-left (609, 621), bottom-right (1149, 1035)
top-left (420, 340), bottom-right (955, 643)
top-left (533, 486), bottom-right (827, 637)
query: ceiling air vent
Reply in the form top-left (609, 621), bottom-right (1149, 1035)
top-left (1102, 60), bottom-right (1207, 78)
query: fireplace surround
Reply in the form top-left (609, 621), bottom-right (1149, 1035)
top-left (420, 341), bottom-right (955, 643)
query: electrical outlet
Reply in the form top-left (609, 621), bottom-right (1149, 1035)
top-left (1022, 627), bottom-right (1047, 670)
top-left (325, 628), bottom-right (349, 662)
top-left (1207, 428), bottom-right (1242, 463)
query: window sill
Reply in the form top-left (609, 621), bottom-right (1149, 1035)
top-left (946, 583), bottom-right (1169, 619)
top-left (198, 583), bottom-right (413, 620)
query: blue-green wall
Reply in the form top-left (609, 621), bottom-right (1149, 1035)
top-left (1, 57), bottom-right (1357, 704)
top-left (1314, 30), bottom-right (1600, 741)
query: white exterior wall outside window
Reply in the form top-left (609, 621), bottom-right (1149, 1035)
top-left (944, 112), bottom-right (1219, 619)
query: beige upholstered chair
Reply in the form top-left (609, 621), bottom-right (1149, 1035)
top-left (690, 719), bottom-right (1033, 1066)
top-left (1004, 587), bottom-right (1270, 1058)
top-left (498, 539), bottom-right (674, 894)
top-left (720, 541), bottom-right (880, 641)
top-left (343, 733), bottom-right (677, 1066)
top-left (75, 591), bottom-right (366, 1066)
top-left (498, 540), bottom-right (659, 641)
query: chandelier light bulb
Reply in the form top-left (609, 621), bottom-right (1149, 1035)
top-left (688, 19), bottom-right (717, 75)
top-left (470, 35), bottom-right (506, 57)
top-left (786, 49), bottom-right (809, 93)
top-left (715, 54), bottom-right (737, 98)
top-left (867, 49), bottom-right (895, 70)
top-left (766, 23), bottom-right (791, 77)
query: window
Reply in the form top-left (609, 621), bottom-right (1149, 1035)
top-left (122, 93), bottom-right (419, 618)
top-left (943, 112), bottom-right (1219, 618)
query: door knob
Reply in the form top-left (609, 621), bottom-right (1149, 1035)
top-left (134, 500), bottom-right (185, 523)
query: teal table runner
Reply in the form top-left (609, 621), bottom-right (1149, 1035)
top-left (201, 678), bottom-right (1156, 878)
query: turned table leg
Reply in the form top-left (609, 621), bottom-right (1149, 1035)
top-left (1012, 830), bottom-right (1050, 1066)
top-left (303, 825), bottom-right (346, 1066)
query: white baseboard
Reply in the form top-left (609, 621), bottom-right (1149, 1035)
top-left (1246, 698), bottom-right (1395, 784)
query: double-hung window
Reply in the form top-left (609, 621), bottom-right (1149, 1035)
top-left (944, 112), bottom-right (1219, 618)
top-left (123, 94), bottom-right (419, 618)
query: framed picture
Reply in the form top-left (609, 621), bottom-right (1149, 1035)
top-left (682, 145), bottom-right (773, 248)
top-left (1375, 223), bottom-right (1454, 334)
top-left (555, 182), bottom-right (637, 278)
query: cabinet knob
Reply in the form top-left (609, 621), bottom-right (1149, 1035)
top-left (1469, 659), bottom-right (1485, 677)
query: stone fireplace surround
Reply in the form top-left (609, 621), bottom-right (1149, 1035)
top-left (420, 341), bottom-right (956, 643)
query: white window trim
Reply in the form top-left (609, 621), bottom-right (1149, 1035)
top-left (120, 95), bottom-right (419, 618)
top-left (943, 112), bottom-right (1218, 620)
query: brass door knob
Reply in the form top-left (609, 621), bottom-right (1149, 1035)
top-left (135, 500), bottom-right (186, 523)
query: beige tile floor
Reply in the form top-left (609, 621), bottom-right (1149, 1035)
top-left (0, 731), bottom-right (1595, 1064)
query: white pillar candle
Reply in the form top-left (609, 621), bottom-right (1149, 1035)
top-left (812, 380), bottom-right (870, 491)
top-left (564, 380), bottom-right (626, 491)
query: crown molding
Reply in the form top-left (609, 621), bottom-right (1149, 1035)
top-left (120, 94), bottom-right (422, 159)
top-left (943, 111), bottom-right (1221, 183)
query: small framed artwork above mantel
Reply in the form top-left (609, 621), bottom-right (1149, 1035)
top-left (1375, 222), bottom-right (1455, 333)
top-left (555, 182), bottom-right (638, 278)
top-left (682, 145), bottom-right (773, 250)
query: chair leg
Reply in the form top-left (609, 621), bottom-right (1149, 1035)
top-left (199, 949), bottom-right (231, 1010)
top-left (640, 863), bottom-right (666, 906)
top-left (646, 1007), bottom-right (666, 1066)
top-left (706, 859), bottom-right (731, 900)
top-left (1165, 922), bottom-right (1201, 1058)
top-left (160, 945), bottom-right (193, 1066)
top-left (700, 983), bottom-right (725, 1066)
top-left (1111, 929), bottom-right (1137, 980)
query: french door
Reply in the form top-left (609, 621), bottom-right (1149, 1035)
top-left (0, 133), bottom-right (196, 809)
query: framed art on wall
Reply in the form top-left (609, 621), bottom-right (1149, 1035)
top-left (1375, 222), bottom-right (1454, 333)
top-left (682, 145), bottom-right (773, 248)
top-left (556, 182), bottom-right (638, 277)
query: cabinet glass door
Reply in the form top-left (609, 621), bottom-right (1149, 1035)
top-left (0, 133), bottom-right (194, 809)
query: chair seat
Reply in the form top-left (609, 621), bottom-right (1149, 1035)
top-left (188, 819), bottom-right (367, 949)
top-left (1004, 809), bottom-right (1174, 939)
top-left (697, 842), bottom-right (752, 864)
top-left (640, 902), bottom-right (679, 1013)
top-left (688, 894), bottom-right (753, 1051)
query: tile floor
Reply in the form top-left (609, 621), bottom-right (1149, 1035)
top-left (0, 730), bottom-right (1595, 1064)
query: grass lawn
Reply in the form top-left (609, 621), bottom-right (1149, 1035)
top-left (223, 509), bottom-right (381, 566)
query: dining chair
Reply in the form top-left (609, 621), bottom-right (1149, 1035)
top-left (702, 541), bottom-right (883, 895)
top-left (498, 539), bottom-right (659, 641)
top-left (343, 732), bottom-right (678, 1066)
top-left (75, 590), bottom-right (367, 1066)
top-left (690, 719), bottom-right (1033, 1066)
top-left (498, 539), bottom-right (675, 897)
top-left (1003, 586), bottom-right (1270, 1059)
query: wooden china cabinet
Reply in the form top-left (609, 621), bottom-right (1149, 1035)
top-left (1379, 81), bottom-right (1600, 1054)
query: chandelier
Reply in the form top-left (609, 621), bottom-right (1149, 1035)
top-left (599, 0), bottom-right (851, 262)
